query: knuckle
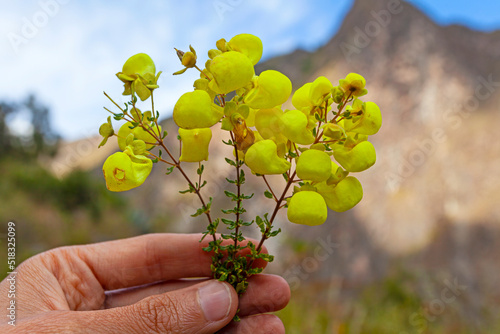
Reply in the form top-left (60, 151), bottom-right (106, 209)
top-left (135, 294), bottom-right (184, 333)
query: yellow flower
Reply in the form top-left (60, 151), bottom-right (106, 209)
top-left (341, 101), bottom-right (382, 135)
top-left (227, 34), bottom-right (263, 65)
top-left (208, 51), bottom-right (255, 94)
top-left (254, 107), bottom-right (284, 139)
top-left (287, 191), bottom-right (328, 226)
top-left (281, 109), bottom-right (315, 145)
top-left (309, 76), bottom-right (333, 106)
top-left (102, 149), bottom-right (152, 192)
top-left (333, 140), bottom-right (376, 172)
top-left (316, 176), bottom-right (363, 212)
top-left (116, 53), bottom-right (161, 101)
top-left (292, 82), bottom-right (313, 110)
top-left (117, 122), bottom-right (161, 151)
top-left (244, 70), bottom-right (292, 109)
top-left (244, 139), bottom-right (291, 175)
top-left (339, 73), bottom-right (367, 98)
top-left (296, 149), bottom-right (332, 182)
top-left (173, 90), bottom-right (223, 129)
top-left (179, 128), bottom-right (212, 162)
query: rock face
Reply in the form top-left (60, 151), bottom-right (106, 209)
top-left (258, 0), bottom-right (500, 255)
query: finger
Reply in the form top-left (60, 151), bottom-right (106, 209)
top-left (76, 280), bottom-right (239, 334)
top-left (76, 233), bottom-right (268, 290)
top-left (104, 278), bottom-right (210, 308)
top-left (219, 314), bottom-right (285, 334)
top-left (238, 274), bottom-right (290, 316)
top-left (104, 274), bottom-right (290, 314)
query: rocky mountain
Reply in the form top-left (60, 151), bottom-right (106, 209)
top-left (46, 0), bottom-right (500, 324)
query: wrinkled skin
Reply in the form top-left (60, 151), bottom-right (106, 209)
top-left (0, 234), bottom-right (290, 333)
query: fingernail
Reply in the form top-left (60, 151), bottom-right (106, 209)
top-left (198, 281), bottom-right (232, 322)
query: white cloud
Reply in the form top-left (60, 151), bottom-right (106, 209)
top-left (0, 0), bottom-right (347, 140)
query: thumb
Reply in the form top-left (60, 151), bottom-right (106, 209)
top-left (81, 280), bottom-right (237, 333)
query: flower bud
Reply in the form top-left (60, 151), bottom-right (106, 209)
top-left (98, 116), bottom-right (114, 147)
top-left (216, 38), bottom-right (227, 51)
top-left (181, 51), bottom-right (197, 68)
top-left (208, 49), bottom-right (222, 59)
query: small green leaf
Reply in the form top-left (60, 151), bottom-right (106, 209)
top-left (264, 190), bottom-right (273, 199)
top-left (165, 166), bottom-right (175, 175)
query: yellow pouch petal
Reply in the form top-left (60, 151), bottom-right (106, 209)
top-left (333, 140), bottom-right (376, 172)
top-left (179, 128), bottom-right (212, 162)
top-left (316, 176), bottom-right (363, 212)
top-left (102, 151), bottom-right (152, 192)
top-left (173, 90), bottom-right (223, 129)
top-left (287, 191), bottom-right (328, 226)
top-left (117, 122), bottom-right (161, 151)
top-left (296, 149), bottom-right (332, 182)
top-left (291, 82), bottom-right (313, 110)
top-left (208, 51), bottom-right (255, 94)
top-left (244, 139), bottom-right (291, 175)
top-left (281, 109), bottom-right (315, 145)
top-left (244, 70), bottom-right (292, 109)
top-left (254, 107), bottom-right (284, 139)
top-left (228, 33), bottom-right (263, 65)
top-left (309, 76), bottom-right (333, 106)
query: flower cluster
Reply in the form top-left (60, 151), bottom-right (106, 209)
top-left (98, 33), bottom-right (381, 303)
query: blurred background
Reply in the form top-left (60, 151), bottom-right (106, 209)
top-left (1, 0), bottom-right (500, 332)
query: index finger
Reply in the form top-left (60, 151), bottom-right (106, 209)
top-left (77, 233), bottom-right (267, 290)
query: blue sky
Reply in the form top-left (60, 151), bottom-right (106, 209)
top-left (1, 0), bottom-right (499, 140)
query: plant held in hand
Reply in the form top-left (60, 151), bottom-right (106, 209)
top-left (99, 33), bottom-right (381, 320)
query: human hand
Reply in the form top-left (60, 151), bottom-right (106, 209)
top-left (0, 233), bottom-right (290, 333)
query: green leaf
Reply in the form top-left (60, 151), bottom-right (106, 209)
top-left (264, 190), bottom-right (273, 199)
top-left (225, 157), bottom-right (237, 167)
top-left (255, 216), bottom-right (266, 234)
top-left (197, 164), bottom-right (204, 175)
top-left (224, 190), bottom-right (238, 201)
top-left (165, 166), bottom-right (175, 175)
